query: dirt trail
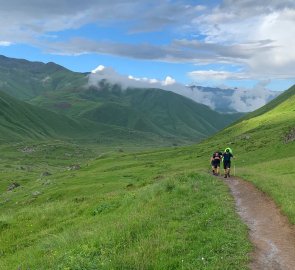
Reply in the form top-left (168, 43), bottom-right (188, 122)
top-left (224, 176), bottom-right (295, 270)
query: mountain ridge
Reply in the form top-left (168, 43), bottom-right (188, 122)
top-left (0, 55), bottom-right (244, 143)
top-left (0, 90), bottom-right (171, 145)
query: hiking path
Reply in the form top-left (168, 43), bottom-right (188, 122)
top-left (222, 176), bottom-right (295, 270)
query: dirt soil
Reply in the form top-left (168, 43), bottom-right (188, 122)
top-left (224, 176), bottom-right (295, 270)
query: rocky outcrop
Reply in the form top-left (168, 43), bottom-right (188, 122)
top-left (284, 127), bottom-right (295, 143)
top-left (67, 164), bottom-right (81, 171)
top-left (7, 182), bottom-right (20, 191)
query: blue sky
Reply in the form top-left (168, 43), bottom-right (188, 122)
top-left (0, 0), bottom-right (294, 91)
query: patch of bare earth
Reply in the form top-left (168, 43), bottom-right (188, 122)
top-left (224, 177), bottom-right (295, 270)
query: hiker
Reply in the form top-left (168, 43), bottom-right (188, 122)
top-left (223, 148), bottom-right (234, 178)
top-left (210, 150), bottom-right (223, 176)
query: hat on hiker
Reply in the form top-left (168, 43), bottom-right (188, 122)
top-left (224, 147), bottom-right (233, 154)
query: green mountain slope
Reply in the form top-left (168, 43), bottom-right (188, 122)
top-left (0, 90), bottom-right (168, 145)
top-left (0, 90), bottom-right (112, 141)
top-left (0, 55), bottom-right (243, 142)
top-left (0, 55), bottom-right (87, 100)
top-left (82, 88), bottom-right (242, 139)
top-left (31, 83), bottom-right (243, 141)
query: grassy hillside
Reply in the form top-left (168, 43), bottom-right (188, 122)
top-left (0, 90), bottom-right (94, 140)
top-left (0, 84), bottom-right (294, 269)
top-left (32, 84), bottom-right (243, 141)
top-left (0, 55), bottom-right (87, 100)
top-left (0, 90), bottom-right (171, 146)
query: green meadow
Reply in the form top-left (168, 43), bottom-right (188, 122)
top-left (0, 85), bottom-right (294, 269)
top-left (0, 142), bottom-right (251, 269)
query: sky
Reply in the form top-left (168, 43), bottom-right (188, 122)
top-left (0, 0), bottom-right (295, 93)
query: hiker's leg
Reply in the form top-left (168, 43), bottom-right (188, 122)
top-left (227, 162), bottom-right (231, 177)
top-left (224, 167), bottom-right (227, 178)
top-left (224, 162), bottom-right (229, 178)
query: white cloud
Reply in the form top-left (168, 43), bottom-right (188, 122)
top-left (228, 80), bottom-right (271, 112)
top-left (188, 70), bottom-right (249, 81)
top-left (0, 41), bottom-right (12, 46)
top-left (163, 76), bottom-right (176, 86)
top-left (91, 65), bottom-right (105, 73)
top-left (193, 3), bottom-right (295, 80)
top-left (89, 65), bottom-right (175, 90)
top-left (88, 66), bottom-right (217, 109)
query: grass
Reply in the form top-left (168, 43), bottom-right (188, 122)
top-left (0, 142), bottom-right (251, 269)
top-left (237, 157), bottom-right (295, 223)
top-left (0, 80), bottom-right (294, 269)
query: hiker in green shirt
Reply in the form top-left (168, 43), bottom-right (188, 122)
top-left (223, 148), bottom-right (234, 178)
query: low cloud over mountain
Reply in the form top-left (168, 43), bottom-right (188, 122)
top-left (89, 65), bottom-right (280, 113)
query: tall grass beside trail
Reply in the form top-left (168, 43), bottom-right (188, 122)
top-left (237, 156), bottom-right (295, 224)
top-left (0, 143), bottom-right (251, 270)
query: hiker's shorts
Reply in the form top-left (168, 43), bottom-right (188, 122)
top-left (223, 161), bottom-right (231, 169)
top-left (212, 159), bottom-right (220, 168)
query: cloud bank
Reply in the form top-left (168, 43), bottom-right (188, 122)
top-left (89, 65), bottom-right (280, 112)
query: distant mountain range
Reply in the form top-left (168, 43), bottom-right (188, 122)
top-left (184, 85), bottom-right (280, 113)
top-left (0, 55), bottom-right (246, 144)
top-left (212, 84), bottom-right (295, 151)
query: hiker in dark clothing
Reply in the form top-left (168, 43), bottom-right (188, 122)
top-left (223, 148), bottom-right (234, 178)
top-left (210, 151), bottom-right (223, 176)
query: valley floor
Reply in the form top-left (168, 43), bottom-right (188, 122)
top-left (0, 141), bottom-right (250, 269)
top-left (1, 139), bottom-right (295, 269)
